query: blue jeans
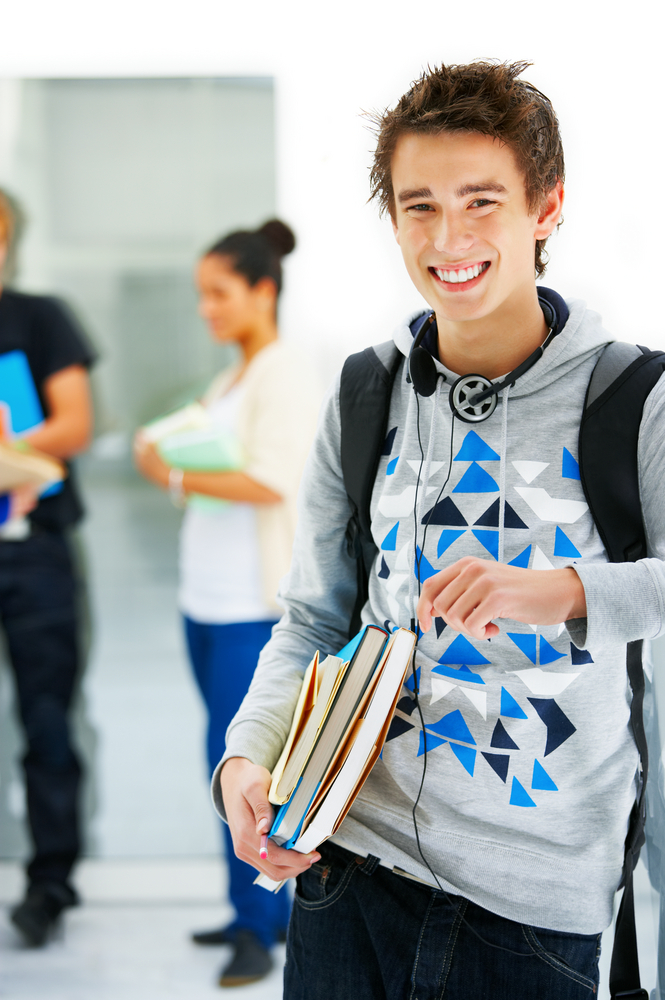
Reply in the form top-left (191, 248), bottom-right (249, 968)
top-left (285, 841), bottom-right (601, 1000)
top-left (184, 616), bottom-right (291, 948)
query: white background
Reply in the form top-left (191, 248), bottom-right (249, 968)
top-left (1, 0), bottom-right (663, 373)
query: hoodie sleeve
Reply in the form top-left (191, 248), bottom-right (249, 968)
top-left (571, 372), bottom-right (665, 654)
top-left (211, 374), bottom-right (360, 818)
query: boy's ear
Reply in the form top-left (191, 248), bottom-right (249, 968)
top-left (534, 180), bottom-right (564, 240)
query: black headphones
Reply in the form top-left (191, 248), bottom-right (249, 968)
top-left (406, 297), bottom-right (557, 422)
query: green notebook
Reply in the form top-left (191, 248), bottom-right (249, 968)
top-left (157, 426), bottom-right (244, 511)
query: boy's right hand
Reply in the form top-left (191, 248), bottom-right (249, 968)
top-left (220, 757), bottom-right (321, 881)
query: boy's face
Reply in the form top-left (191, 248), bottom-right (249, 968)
top-left (390, 131), bottom-right (561, 326)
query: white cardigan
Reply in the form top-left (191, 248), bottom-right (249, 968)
top-left (202, 340), bottom-right (323, 610)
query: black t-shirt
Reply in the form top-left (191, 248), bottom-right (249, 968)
top-left (0, 288), bottom-right (97, 531)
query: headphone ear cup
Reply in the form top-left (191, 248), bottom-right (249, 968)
top-left (409, 347), bottom-right (439, 397)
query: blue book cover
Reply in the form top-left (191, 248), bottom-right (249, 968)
top-left (0, 350), bottom-right (62, 496)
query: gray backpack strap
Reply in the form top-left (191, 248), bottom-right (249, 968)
top-left (586, 342), bottom-right (643, 407)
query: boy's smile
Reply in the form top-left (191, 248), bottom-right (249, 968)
top-left (390, 131), bottom-right (563, 376)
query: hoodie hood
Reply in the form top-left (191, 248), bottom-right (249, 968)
top-left (393, 294), bottom-right (614, 400)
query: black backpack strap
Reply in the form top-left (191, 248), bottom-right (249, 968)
top-left (339, 340), bottom-right (403, 637)
top-left (580, 342), bottom-right (665, 999)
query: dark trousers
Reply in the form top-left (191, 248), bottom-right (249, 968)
top-left (184, 616), bottom-right (291, 948)
top-left (285, 841), bottom-right (602, 1000)
top-left (0, 530), bottom-right (82, 888)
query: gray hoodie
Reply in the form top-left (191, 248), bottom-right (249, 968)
top-left (215, 296), bottom-right (665, 935)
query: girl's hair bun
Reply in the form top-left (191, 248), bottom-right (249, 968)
top-left (257, 219), bottom-right (296, 258)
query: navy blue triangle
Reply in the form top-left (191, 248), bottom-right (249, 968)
top-left (378, 556), bottom-right (390, 579)
top-left (528, 698), bottom-right (577, 756)
top-left (434, 617), bottom-right (447, 638)
top-left (382, 427), bottom-right (398, 456)
top-left (396, 696), bottom-right (418, 717)
top-left (570, 643), bottom-right (593, 665)
top-left (421, 496), bottom-right (467, 526)
top-left (490, 719), bottom-right (520, 750)
top-left (482, 752), bottom-right (509, 783)
top-left (474, 498), bottom-right (528, 529)
top-left (386, 715), bottom-right (416, 742)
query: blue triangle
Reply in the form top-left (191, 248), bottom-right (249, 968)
top-left (381, 522), bottom-right (399, 551)
top-left (381, 427), bottom-right (397, 456)
top-left (507, 632), bottom-right (537, 664)
top-left (500, 687), bottom-right (528, 719)
top-left (539, 636), bottom-right (566, 665)
top-left (414, 546), bottom-right (438, 582)
top-left (450, 742), bottom-right (476, 776)
top-left (437, 529), bottom-right (466, 558)
top-left (427, 709), bottom-right (477, 745)
top-left (386, 456), bottom-right (399, 476)
top-left (377, 556), bottom-right (390, 579)
top-left (472, 529), bottom-right (499, 560)
top-left (532, 759), bottom-right (558, 791)
top-left (433, 663), bottom-right (485, 685)
top-left (439, 634), bottom-right (491, 666)
top-left (553, 526), bottom-right (581, 559)
top-left (482, 752), bottom-right (509, 783)
top-left (510, 777), bottom-right (537, 807)
top-left (562, 447), bottom-right (580, 480)
top-left (453, 462), bottom-right (500, 494)
top-left (570, 644), bottom-right (593, 665)
top-left (405, 666), bottom-right (421, 693)
top-left (454, 431), bottom-right (500, 462)
top-left (418, 732), bottom-right (446, 757)
top-left (508, 544), bottom-right (532, 568)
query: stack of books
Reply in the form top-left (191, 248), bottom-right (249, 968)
top-left (0, 440), bottom-right (64, 492)
top-left (256, 624), bottom-right (416, 891)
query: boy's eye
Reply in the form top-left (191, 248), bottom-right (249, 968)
top-left (471, 198), bottom-right (494, 208)
top-left (406, 203), bottom-right (434, 212)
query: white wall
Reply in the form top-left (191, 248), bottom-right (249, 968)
top-left (2, 0), bottom-right (662, 376)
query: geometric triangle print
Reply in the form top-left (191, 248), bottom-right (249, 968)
top-left (570, 644), bottom-right (594, 665)
top-left (532, 758), bottom-right (558, 791)
top-left (427, 709), bottom-right (476, 745)
top-left (528, 698), bottom-right (577, 756)
top-left (378, 555), bottom-right (390, 579)
top-left (508, 544), bottom-right (532, 568)
top-left (562, 447), bottom-right (581, 480)
top-left (553, 526), bottom-right (581, 558)
top-left (431, 678), bottom-right (456, 704)
top-left (433, 662), bottom-right (485, 686)
top-left (507, 632), bottom-right (538, 664)
top-left (450, 742), bottom-right (477, 776)
top-left (382, 426), bottom-right (398, 456)
top-left (381, 522), bottom-right (399, 551)
top-left (437, 528), bottom-right (466, 558)
top-left (472, 529), bottom-right (499, 560)
top-left (421, 496), bottom-right (468, 526)
top-left (474, 498), bottom-right (528, 529)
top-left (396, 695), bottom-right (418, 717)
top-left (385, 715), bottom-right (416, 742)
top-left (454, 430), bottom-right (500, 462)
top-left (539, 636), bottom-right (567, 665)
top-left (482, 752), bottom-right (510, 783)
top-left (490, 719), bottom-right (520, 750)
top-left (414, 546), bottom-right (438, 583)
top-left (510, 777), bottom-right (537, 807)
top-left (460, 687), bottom-right (487, 719)
top-left (434, 617), bottom-right (447, 639)
top-left (500, 687), bottom-right (528, 720)
top-left (453, 462), bottom-right (499, 494)
top-left (386, 456), bottom-right (399, 475)
top-left (439, 634), bottom-right (491, 667)
top-left (405, 667), bottom-right (421, 693)
top-left (417, 731), bottom-right (447, 757)
top-left (512, 460), bottom-right (549, 484)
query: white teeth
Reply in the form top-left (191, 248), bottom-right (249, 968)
top-left (436, 263), bottom-right (487, 284)
top-left (466, 267), bottom-right (475, 281)
top-left (446, 270), bottom-right (458, 283)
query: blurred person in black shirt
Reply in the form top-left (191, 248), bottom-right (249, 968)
top-left (0, 189), bottom-right (96, 947)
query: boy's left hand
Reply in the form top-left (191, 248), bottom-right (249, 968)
top-left (417, 557), bottom-right (587, 640)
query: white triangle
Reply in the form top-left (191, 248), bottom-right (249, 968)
top-left (407, 459), bottom-right (445, 482)
top-left (532, 545), bottom-right (555, 571)
top-left (512, 460), bottom-right (549, 484)
top-left (510, 667), bottom-right (580, 696)
top-left (431, 678), bottom-right (456, 704)
top-left (514, 487), bottom-right (588, 524)
top-left (460, 687), bottom-right (487, 719)
top-left (557, 622), bottom-right (566, 637)
top-left (386, 573), bottom-right (407, 597)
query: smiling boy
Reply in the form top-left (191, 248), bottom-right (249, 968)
top-left (216, 62), bottom-right (664, 998)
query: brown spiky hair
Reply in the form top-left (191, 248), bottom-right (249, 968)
top-left (368, 60), bottom-right (564, 277)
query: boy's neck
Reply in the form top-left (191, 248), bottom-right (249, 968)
top-left (435, 286), bottom-right (549, 381)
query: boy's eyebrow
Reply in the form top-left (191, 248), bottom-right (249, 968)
top-left (397, 182), bottom-right (509, 204)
